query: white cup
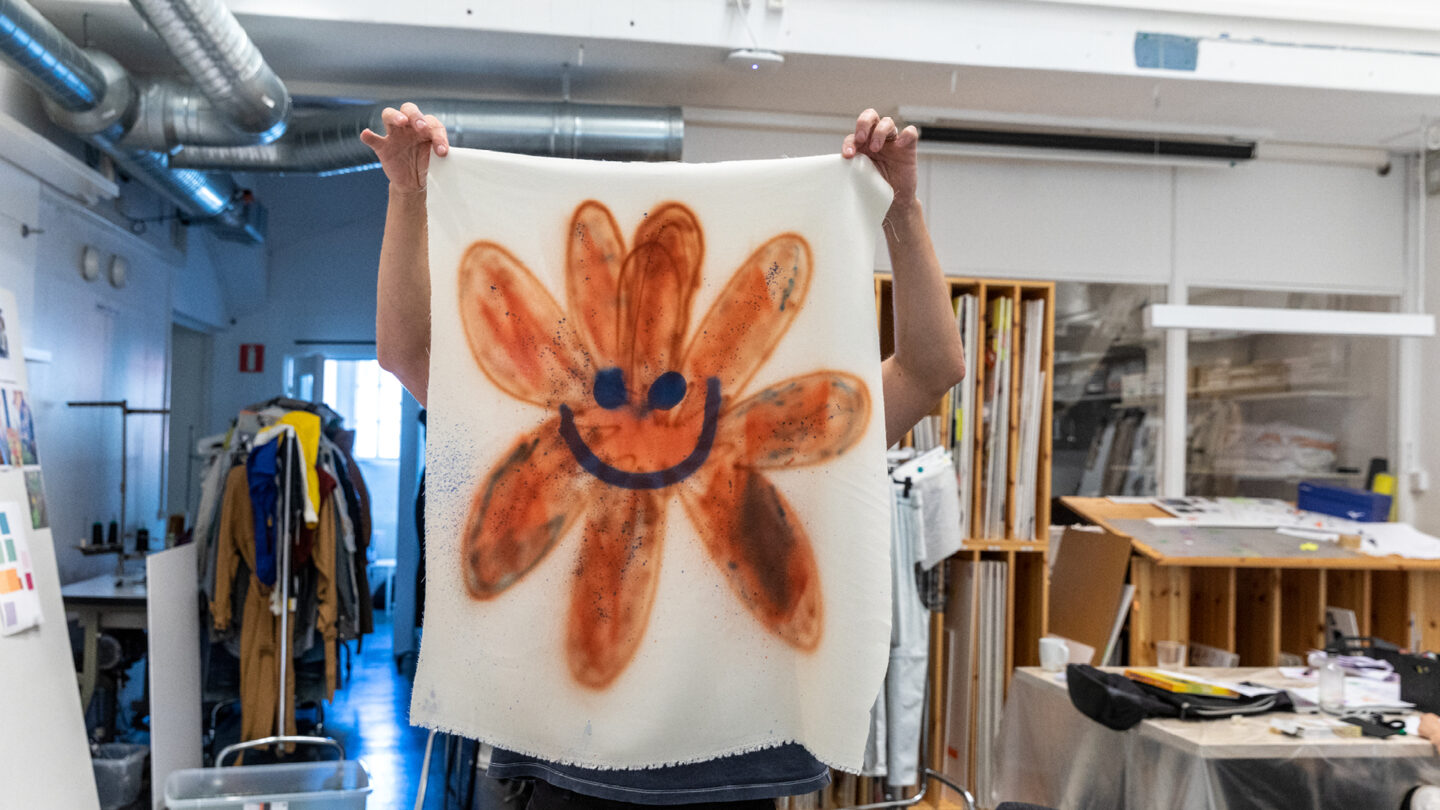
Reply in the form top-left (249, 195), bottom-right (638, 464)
top-left (1040, 637), bottom-right (1068, 672)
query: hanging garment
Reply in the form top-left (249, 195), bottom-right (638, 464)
top-left (892, 449), bottom-right (964, 570)
top-left (196, 448), bottom-right (241, 600)
top-left (332, 432), bottom-right (374, 636)
top-left (885, 487), bottom-right (929, 788)
top-left (312, 469), bottom-right (340, 699)
top-left (861, 692), bottom-right (888, 778)
top-left (416, 147), bottom-right (894, 771)
top-left (211, 466), bottom-right (297, 744)
top-left (246, 438), bottom-right (281, 588)
top-left (279, 411), bottom-right (321, 528)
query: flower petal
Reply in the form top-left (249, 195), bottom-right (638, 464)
top-left (460, 419), bottom-right (593, 599)
top-left (618, 203), bottom-right (703, 388)
top-left (717, 372), bottom-right (871, 469)
top-left (679, 465), bottom-right (822, 650)
top-left (459, 241), bottom-right (591, 408)
top-left (682, 233), bottom-right (812, 401)
top-left (566, 488), bottom-right (667, 689)
top-left (566, 201), bottom-right (625, 367)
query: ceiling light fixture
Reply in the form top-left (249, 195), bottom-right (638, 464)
top-left (725, 48), bottom-right (784, 74)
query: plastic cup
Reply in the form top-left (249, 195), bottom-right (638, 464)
top-left (1156, 640), bottom-right (1187, 670)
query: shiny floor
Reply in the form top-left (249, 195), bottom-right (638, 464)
top-left (327, 613), bottom-right (444, 809)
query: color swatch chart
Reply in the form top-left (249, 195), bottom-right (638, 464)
top-left (0, 506), bottom-right (39, 635)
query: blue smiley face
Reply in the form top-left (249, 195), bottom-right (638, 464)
top-left (557, 367), bottom-right (722, 490)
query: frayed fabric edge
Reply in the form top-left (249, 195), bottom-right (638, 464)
top-left (411, 715), bottom-right (863, 775)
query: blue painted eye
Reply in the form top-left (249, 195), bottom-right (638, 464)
top-left (647, 371), bottom-right (687, 410)
top-left (594, 367), bottom-right (627, 409)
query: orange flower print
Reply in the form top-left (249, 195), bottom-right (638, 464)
top-left (457, 200), bottom-right (871, 689)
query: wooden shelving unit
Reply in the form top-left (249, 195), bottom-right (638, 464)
top-left (873, 274), bottom-right (1055, 808)
top-left (1064, 496), bottom-right (1440, 666)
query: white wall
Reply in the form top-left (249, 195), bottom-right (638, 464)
top-left (206, 170), bottom-right (390, 428)
top-left (1413, 196), bottom-right (1440, 535)
top-left (28, 191), bottom-right (180, 583)
top-left (687, 115), bottom-right (1408, 292)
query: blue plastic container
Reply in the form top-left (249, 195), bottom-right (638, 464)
top-left (1297, 481), bottom-right (1391, 522)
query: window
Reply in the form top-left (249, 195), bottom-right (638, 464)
top-left (322, 358), bottom-right (403, 460)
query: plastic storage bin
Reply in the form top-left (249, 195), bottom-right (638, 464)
top-left (1297, 480), bottom-right (1392, 522)
top-left (165, 760), bottom-right (371, 809)
top-left (92, 743), bottom-right (148, 810)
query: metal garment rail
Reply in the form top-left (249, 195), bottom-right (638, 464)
top-left (837, 685), bottom-right (977, 810)
top-left (275, 431), bottom-right (303, 741)
top-left (65, 399), bottom-right (170, 583)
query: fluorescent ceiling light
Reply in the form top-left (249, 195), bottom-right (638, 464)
top-left (918, 141), bottom-right (1238, 169)
top-left (1145, 304), bottom-right (1435, 337)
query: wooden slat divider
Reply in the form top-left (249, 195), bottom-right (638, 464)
top-left (1235, 568), bottom-right (1282, 666)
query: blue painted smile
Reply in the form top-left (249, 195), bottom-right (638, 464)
top-left (558, 375), bottom-right (723, 490)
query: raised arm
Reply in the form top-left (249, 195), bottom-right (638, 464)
top-left (843, 109), bottom-right (966, 446)
top-left (360, 102), bottom-right (451, 408)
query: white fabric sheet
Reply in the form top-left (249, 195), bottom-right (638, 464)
top-left (414, 148), bottom-right (894, 771)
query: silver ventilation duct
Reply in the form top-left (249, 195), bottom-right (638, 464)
top-left (0, 0), bottom-right (104, 112)
top-left (0, 0), bottom-right (258, 239)
top-left (127, 0), bottom-right (290, 143)
top-left (170, 100), bottom-right (685, 175)
top-left (0, 0), bottom-right (683, 244)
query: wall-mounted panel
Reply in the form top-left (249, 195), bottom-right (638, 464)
top-left (1174, 161), bottom-right (1405, 294)
top-left (923, 155), bottom-right (1173, 283)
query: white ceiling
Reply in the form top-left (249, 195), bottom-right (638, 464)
top-left (27, 0), bottom-right (1440, 150)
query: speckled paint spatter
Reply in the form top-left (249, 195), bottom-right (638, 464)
top-left (455, 200), bottom-right (870, 689)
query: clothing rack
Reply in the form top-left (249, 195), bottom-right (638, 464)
top-left (199, 399), bottom-right (375, 757)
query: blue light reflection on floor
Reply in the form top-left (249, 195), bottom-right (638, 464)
top-left (326, 613), bottom-right (443, 809)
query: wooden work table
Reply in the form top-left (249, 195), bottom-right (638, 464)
top-left (1062, 497), bottom-right (1440, 666)
top-left (994, 667), bottom-right (1440, 810)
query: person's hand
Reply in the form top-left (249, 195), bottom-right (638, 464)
top-left (1420, 712), bottom-right (1440, 754)
top-left (842, 109), bottom-right (919, 213)
top-left (360, 102), bottom-right (450, 194)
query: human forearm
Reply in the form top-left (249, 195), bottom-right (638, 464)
top-left (882, 200), bottom-right (966, 444)
top-left (376, 185), bottom-right (431, 406)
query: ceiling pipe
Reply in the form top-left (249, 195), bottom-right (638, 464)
top-left (126, 0), bottom-right (290, 145)
top-left (170, 100), bottom-right (685, 174)
top-left (0, 0), bottom-right (259, 239)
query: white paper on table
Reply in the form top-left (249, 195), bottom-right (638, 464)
top-left (1357, 523), bottom-right (1440, 560)
top-left (0, 503), bottom-right (40, 636)
top-left (1287, 676), bottom-right (1412, 710)
top-left (1148, 497), bottom-right (1364, 533)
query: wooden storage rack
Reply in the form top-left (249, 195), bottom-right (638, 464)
top-left (1063, 497), bottom-right (1440, 666)
top-left (871, 274), bottom-right (1055, 808)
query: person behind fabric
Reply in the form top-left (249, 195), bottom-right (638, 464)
top-left (362, 104), bottom-right (967, 808)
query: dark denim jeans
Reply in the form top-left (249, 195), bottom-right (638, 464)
top-left (487, 744), bottom-right (830, 806)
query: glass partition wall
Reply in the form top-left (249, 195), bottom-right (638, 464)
top-left (1049, 285), bottom-right (1399, 501)
top-left (1181, 288), bottom-right (1397, 499)
top-left (1051, 282), bottom-right (1167, 498)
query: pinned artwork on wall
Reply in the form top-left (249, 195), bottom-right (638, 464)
top-left (0, 504), bottom-right (40, 635)
top-left (3, 389), bottom-right (38, 466)
top-left (24, 471), bottom-right (46, 530)
top-left (415, 148), bottom-right (896, 771)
